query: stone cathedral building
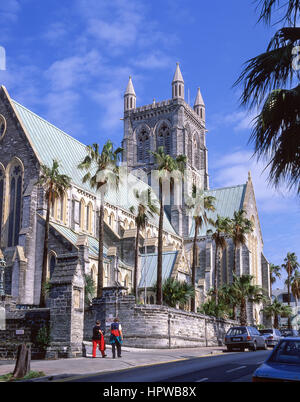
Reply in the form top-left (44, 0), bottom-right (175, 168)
top-left (0, 64), bottom-right (270, 326)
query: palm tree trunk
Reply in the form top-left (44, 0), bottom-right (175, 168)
top-left (40, 191), bottom-right (51, 307)
top-left (97, 191), bottom-right (104, 298)
top-left (287, 261), bottom-right (291, 329)
top-left (134, 223), bottom-right (140, 300)
top-left (274, 314), bottom-right (279, 329)
top-left (214, 244), bottom-right (219, 305)
top-left (191, 220), bottom-right (199, 313)
top-left (240, 298), bottom-right (247, 326)
top-left (232, 244), bottom-right (237, 320)
top-left (157, 180), bottom-right (163, 305)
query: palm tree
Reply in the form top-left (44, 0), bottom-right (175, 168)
top-left (208, 216), bottom-right (231, 305)
top-left (231, 274), bottom-right (266, 326)
top-left (262, 298), bottom-right (293, 329)
top-left (37, 159), bottom-right (71, 307)
top-left (291, 270), bottom-right (300, 304)
top-left (282, 252), bottom-right (299, 328)
top-left (229, 210), bottom-right (254, 276)
top-left (269, 263), bottom-right (281, 296)
top-left (235, 1), bottom-right (300, 194)
top-left (129, 189), bottom-right (159, 300)
top-left (78, 140), bottom-right (123, 298)
top-left (150, 146), bottom-right (186, 305)
top-left (153, 277), bottom-right (195, 309)
top-left (186, 185), bottom-right (215, 312)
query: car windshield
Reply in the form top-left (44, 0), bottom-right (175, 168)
top-left (227, 327), bottom-right (247, 336)
top-left (269, 340), bottom-right (300, 365)
top-left (260, 330), bottom-right (273, 334)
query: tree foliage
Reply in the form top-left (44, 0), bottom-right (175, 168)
top-left (235, 0), bottom-right (300, 194)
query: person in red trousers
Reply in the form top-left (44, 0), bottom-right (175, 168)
top-left (92, 320), bottom-right (107, 358)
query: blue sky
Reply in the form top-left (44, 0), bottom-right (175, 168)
top-left (0, 0), bottom-right (299, 289)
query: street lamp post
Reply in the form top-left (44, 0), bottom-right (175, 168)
top-left (0, 253), bottom-right (6, 296)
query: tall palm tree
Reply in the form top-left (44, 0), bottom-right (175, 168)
top-left (208, 216), bottom-right (231, 305)
top-left (37, 159), bottom-right (71, 307)
top-left (129, 188), bottom-right (159, 300)
top-left (262, 298), bottom-right (293, 329)
top-left (78, 140), bottom-right (123, 298)
top-left (229, 210), bottom-right (254, 276)
top-left (186, 185), bottom-right (215, 312)
top-left (269, 263), bottom-right (282, 296)
top-left (150, 146), bottom-right (186, 305)
top-left (291, 270), bottom-right (300, 304)
top-left (282, 252), bottom-right (299, 328)
top-left (231, 274), bottom-right (266, 326)
top-left (235, 1), bottom-right (300, 194)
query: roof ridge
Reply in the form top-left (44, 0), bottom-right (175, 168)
top-left (11, 99), bottom-right (88, 150)
top-left (207, 183), bottom-right (246, 192)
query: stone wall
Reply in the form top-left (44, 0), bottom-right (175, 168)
top-left (85, 293), bottom-right (236, 349)
top-left (0, 296), bottom-right (50, 359)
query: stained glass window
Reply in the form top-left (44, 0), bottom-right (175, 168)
top-left (8, 163), bottom-right (23, 247)
top-left (0, 115), bottom-right (6, 140)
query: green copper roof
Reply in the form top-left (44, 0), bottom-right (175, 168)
top-left (139, 251), bottom-right (178, 288)
top-left (50, 221), bottom-right (109, 259)
top-left (11, 99), bottom-right (176, 235)
top-left (189, 184), bottom-right (247, 237)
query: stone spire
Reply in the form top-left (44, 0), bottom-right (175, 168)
top-left (193, 87), bottom-right (205, 121)
top-left (172, 63), bottom-right (184, 100)
top-left (124, 76), bottom-right (136, 111)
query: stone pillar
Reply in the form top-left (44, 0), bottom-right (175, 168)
top-left (47, 253), bottom-right (85, 358)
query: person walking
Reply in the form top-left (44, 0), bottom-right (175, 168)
top-left (92, 320), bottom-right (107, 358)
top-left (109, 318), bottom-right (123, 358)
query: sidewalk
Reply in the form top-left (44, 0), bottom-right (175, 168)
top-left (0, 343), bottom-right (226, 381)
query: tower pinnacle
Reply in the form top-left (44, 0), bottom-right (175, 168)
top-left (172, 63), bottom-right (184, 100)
top-left (124, 76), bottom-right (136, 111)
top-left (193, 87), bottom-right (205, 121)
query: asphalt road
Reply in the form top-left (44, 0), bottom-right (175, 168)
top-left (62, 349), bottom-right (272, 383)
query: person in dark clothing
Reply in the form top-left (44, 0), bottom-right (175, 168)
top-left (92, 320), bottom-right (107, 358)
top-left (109, 318), bottom-right (123, 358)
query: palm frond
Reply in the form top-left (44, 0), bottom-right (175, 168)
top-left (256, 0), bottom-right (300, 26)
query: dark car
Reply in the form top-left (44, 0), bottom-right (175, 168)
top-left (252, 337), bottom-right (300, 382)
top-left (281, 329), bottom-right (299, 337)
top-left (259, 328), bottom-right (282, 347)
top-left (225, 326), bottom-right (267, 352)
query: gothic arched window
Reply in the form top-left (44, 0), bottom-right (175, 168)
top-left (137, 128), bottom-right (150, 163)
top-left (0, 167), bottom-right (5, 241)
top-left (193, 135), bottom-right (200, 170)
top-left (8, 162), bottom-right (23, 247)
top-left (48, 252), bottom-right (56, 279)
top-left (157, 123), bottom-right (171, 155)
top-left (79, 199), bottom-right (85, 230)
top-left (86, 202), bottom-right (93, 233)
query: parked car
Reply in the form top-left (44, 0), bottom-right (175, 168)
top-left (252, 337), bottom-right (300, 382)
top-left (225, 326), bottom-right (267, 352)
top-left (259, 328), bottom-right (282, 347)
top-left (281, 329), bottom-right (299, 337)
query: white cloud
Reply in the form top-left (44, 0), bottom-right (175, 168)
top-left (45, 50), bottom-right (102, 91)
top-left (132, 52), bottom-right (172, 70)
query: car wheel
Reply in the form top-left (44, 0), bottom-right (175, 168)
top-left (251, 342), bottom-right (257, 352)
top-left (240, 347), bottom-right (245, 352)
top-left (227, 346), bottom-right (233, 352)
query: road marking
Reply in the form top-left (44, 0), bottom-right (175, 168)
top-left (55, 353), bottom-right (225, 382)
top-left (196, 378), bottom-right (208, 382)
top-left (226, 365), bottom-right (247, 373)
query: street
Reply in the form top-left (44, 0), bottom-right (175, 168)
top-left (61, 350), bottom-right (271, 383)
